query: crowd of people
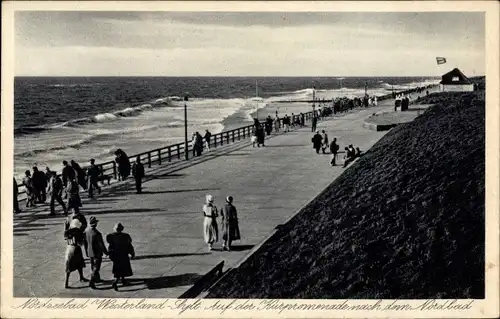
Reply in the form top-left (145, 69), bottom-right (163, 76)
top-left (15, 148), bottom-right (146, 216)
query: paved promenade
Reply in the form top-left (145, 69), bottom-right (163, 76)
top-left (14, 98), bottom-right (405, 298)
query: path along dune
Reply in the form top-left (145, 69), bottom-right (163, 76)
top-left (208, 80), bottom-right (485, 299)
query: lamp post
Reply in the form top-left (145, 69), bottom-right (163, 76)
top-left (184, 95), bottom-right (189, 161)
top-left (364, 81), bottom-right (368, 96)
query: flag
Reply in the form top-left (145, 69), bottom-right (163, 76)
top-left (436, 57), bottom-right (447, 65)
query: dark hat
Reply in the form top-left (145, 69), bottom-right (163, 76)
top-left (90, 158), bottom-right (95, 163)
top-left (89, 216), bottom-right (98, 225)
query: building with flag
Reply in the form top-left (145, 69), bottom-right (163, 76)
top-left (439, 68), bottom-right (474, 92)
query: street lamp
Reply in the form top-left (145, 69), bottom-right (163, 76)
top-left (184, 95), bottom-right (189, 161)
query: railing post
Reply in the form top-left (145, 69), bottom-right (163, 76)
top-left (238, 129), bottom-right (241, 140)
top-left (221, 134), bottom-right (223, 146)
top-left (158, 149), bottom-right (161, 165)
top-left (168, 146), bottom-right (172, 162)
top-left (112, 161), bottom-right (117, 180)
top-left (148, 152), bottom-right (152, 168)
top-left (177, 145), bottom-right (181, 159)
top-left (232, 130), bottom-right (235, 142)
top-left (226, 132), bottom-right (229, 144)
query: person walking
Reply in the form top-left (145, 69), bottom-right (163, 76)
top-left (64, 218), bottom-right (88, 288)
top-left (62, 161), bottom-right (76, 189)
top-left (114, 149), bottom-right (131, 181)
top-left (300, 113), bottom-right (305, 127)
top-left (84, 216), bottom-right (108, 289)
top-left (132, 156), bottom-right (145, 194)
top-left (221, 196), bottom-right (240, 251)
top-left (251, 126), bottom-right (258, 147)
top-left (66, 178), bottom-right (82, 214)
top-left (204, 130), bottom-right (212, 152)
top-left (22, 170), bottom-right (36, 208)
top-left (329, 138), bottom-right (340, 166)
top-left (202, 194), bottom-right (219, 251)
top-left (71, 160), bottom-right (87, 191)
top-left (48, 171), bottom-right (67, 216)
top-left (311, 115), bottom-right (317, 132)
top-left (194, 132), bottom-right (204, 156)
top-left (321, 130), bottom-right (329, 154)
top-left (87, 159), bottom-right (102, 198)
top-left (32, 166), bottom-right (47, 203)
top-left (311, 131), bottom-right (323, 154)
top-left (106, 222), bottom-right (135, 291)
top-left (13, 178), bottom-right (21, 214)
top-left (191, 133), bottom-right (197, 157)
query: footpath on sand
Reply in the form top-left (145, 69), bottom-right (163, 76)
top-left (14, 98), bottom-right (404, 298)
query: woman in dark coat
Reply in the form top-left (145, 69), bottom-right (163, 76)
top-left (70, 160), bottom-right (87, 190)
top-left (106, 222), bottom-right (135, 291)
top-left (221, 196), bottom-right (240, 251)
top-left (64, 219), bottom-right (88, 288)
top-left (311, 131), bottom-right (323, 154)
top-left (66, 179), bottom-right (82, 214)
top-left (115, 149), bottom-right (131, 181)
top-left (14, 178), bottom-right (21, 214)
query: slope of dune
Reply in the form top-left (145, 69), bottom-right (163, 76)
top-left (208, 82), bottom-right (485, 299)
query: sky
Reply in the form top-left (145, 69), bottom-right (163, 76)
top-left (14, 11), bottom-right (485, 77)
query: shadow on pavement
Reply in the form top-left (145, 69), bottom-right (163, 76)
top-left (228, 244), bottom-right (255, 252)
top-left (92, 273), bottom-right (203, 291)
top-left (133, 252), bottom-right (211, 260)
top-left (82, 208), bottom-right (159, 215)
top-left (139, 188), bottom-right (219, 195)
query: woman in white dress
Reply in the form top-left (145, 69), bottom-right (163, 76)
top-left (203, 194), bottom-right (219, 251)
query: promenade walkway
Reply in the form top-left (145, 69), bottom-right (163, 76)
top-left (13, 98), bottom-right (407, 298)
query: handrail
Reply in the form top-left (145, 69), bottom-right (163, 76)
top-left (14, 86), bottom-right (434, 201)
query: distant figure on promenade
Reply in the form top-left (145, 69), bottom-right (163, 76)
top-left (65, 211), bottom-right (88, 235)
top-left (221, 196), bottom-right (240, 251)
top-left (66, 178), bottom-right (82, 214)
top-left (300, 113), bottom-right (305, 127)
top-left (321, 130), bottom-right (329, 154)
top-left (203, 194), bottom-right (219, 251)
top-left (363, 95), bottom-right (369, 108)
top-left (194, 132), bottom-right (204, 156)
top-left (374, 96), bottom-right (378, 106)
top-left (32, 166), bottom-right (47, 203)
top-left (204, 130), bottom-right (212, 152)
top-left (282, 115), bottom-right (290, 133)
top-left (291, 113), bottom-right (296, 128)
top-left (329, 138), bottom-right (339, 166)
top-left (191, 133), bottom-right (197, 156)
top-left (22, 170), bottom-right (36, 208)
top-left (13, 178), bottom-right (21, 214)
top-left (107, 222), bottom-right (135, 291)
top-left (311, 131), bottom-right (323, 154)
top-left (343, 145), bottom-right (357, 168)
top-left (87, 159), bottom-right (102, 198)
top-left (62, 160), bottom-right (76, 189)
top-left (70, 160), bottom-right (87, 190)
top-left (395, 95), bottom-right (402, 111)
top-left (311, 115), bottom-right (317, 132)
top-left (274, 116), bottom-right (280, 132)
top-left (132, 156), bottom-right (145, 194)
top-left (251, 126), bottom-right (258, 147)
top-left (266, 116), bottom-right (273, 135)
top-left (64, 218), bottom-right (88, 288)
top-left (257, 125), bottom-right (266, 147)
top-left (115, 149), bottom-right (131, 181)
top-left (48, 171), bottom-right (67, 216)
top-left (84, 216), bottom-right (108, 289)
top-left (253, 118), bottom-right (260, 128)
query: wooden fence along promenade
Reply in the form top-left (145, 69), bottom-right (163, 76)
top-left (15, 85), bottom-right (434, 200)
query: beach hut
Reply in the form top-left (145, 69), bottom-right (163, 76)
top-left (439, 68), bottom-right (474, 92)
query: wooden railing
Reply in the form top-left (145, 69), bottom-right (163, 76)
top-left (15, 85), bottom-right (435, 201)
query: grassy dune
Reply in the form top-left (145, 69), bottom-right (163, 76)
top-left (208, 80), bottom-right (485, 299)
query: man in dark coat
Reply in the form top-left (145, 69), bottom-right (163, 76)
top-left (300, 113), bottom-right (305, 127)
top-left (32, 166), bottom-right (47, 203)
top-left (13, 178), bottom-right (21, 214)
top-left (115, 149), bottom-right (131, 181)
top-left (311, 131), bottom-right (323, 154)
top-left (84, 216), bottom-right (108, 289)
top-left (87, 158), bottom-right (101, 198)
top-left (132, 156), bottom-right (145, 194)
top-left (48, 171), bottom-right (67, 216)
top-left (204, 130), bottom-right (212, 152)
top-left (22, 170), bottom-right (36, 207)
top-left (329, 137), bottom-right (339, 166)
top-left (311, 115), bottom-right (317, 132)
top-left (107, 222), bottom-right (135, 291)
top-left (62, 161), bottom-right (76, 188)
top-left (194, 132), bottom-right (204, 156)
top-left (221, 196), bottom-right (240, 251)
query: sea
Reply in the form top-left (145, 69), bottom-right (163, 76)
top-left (13, 76), bottom-right (439, 181)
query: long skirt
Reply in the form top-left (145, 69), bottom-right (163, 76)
top-left (223, 220), bottom-right (241, 241)
top-left (203, 217), bottom-right (218, 244)
top-left (111, 254), bottom-right (133, 278)
top-left (67, 195), bottom-right (82, 210)
top-left (65, 245), bottom-right (86, 273)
